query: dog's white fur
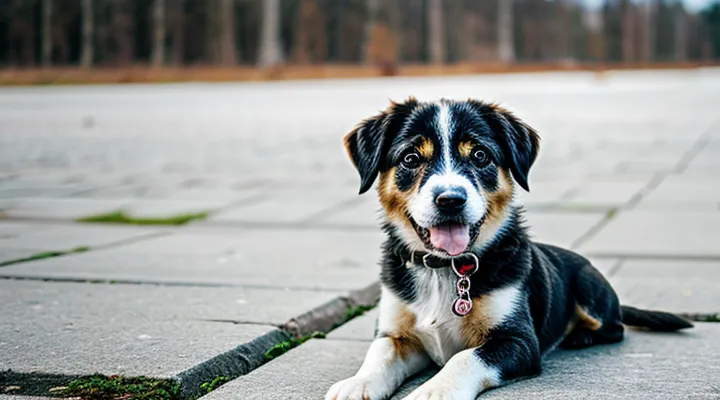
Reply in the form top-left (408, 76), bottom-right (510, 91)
top-left (326, 280), bottom-right (522, 400)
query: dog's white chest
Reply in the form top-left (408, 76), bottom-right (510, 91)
top-left (413, 312), bottom-right (465, 366)
top-left (409, 270), bottom-right (467, 366)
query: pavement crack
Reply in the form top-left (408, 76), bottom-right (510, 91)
top-left (195, 318), bottom-right (279, 327)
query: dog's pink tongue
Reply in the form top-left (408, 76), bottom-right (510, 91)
top-left (429, 223), bottom-right (470, 256)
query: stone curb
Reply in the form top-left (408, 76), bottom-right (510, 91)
top-left (282, 282), bottom-right (381, 337)
top-left (176, 282), bottom-right (380, 398)
top-left (175, 329), bottom-right (290, 399)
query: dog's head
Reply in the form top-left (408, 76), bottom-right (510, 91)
top-left (344, 98), bottom-right (539, 257)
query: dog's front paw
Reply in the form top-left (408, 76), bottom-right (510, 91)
top-left (402, 380), bottom-right (472, 400)
top-left (325, 375), bottom-right (391, 400)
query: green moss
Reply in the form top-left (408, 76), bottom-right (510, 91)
top-left (0, 246), bottom-right (91, 267)
top-left (77, 210), bottom-right (210, 226)
top-left (264, 331), bottom-right (326, 361)
top-left (60, 375), bottom-right (180, 400)
top-left (199, 376), bottom-right (231, 394)
top-left (344, 304), bottom-right (375, 322)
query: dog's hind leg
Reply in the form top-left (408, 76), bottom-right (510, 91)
top-left (560, 263), bottom-right (624, 349)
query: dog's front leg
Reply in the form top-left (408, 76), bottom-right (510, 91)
top-left (325, 336), bottom-right (430, 400)
top-left (403, 330), bottom-right (541, 400)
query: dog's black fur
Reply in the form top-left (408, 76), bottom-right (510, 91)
top-left (329, 98), bottom-right (692, 400)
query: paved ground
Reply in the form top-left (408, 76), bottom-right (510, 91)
top-left (1, 69), bottom-right (720, 399)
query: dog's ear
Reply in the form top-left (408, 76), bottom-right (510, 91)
top-left (344, 98), bottom-right (418, 194)
top-left (344, 113), bottom-right (388, 194)
top-left (493, 106), bottom-right (540, 192)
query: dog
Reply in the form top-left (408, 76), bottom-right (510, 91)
top-left (326, 97), bottom-right (693, 400)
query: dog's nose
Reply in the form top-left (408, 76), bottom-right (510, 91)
top-left (435, 189), bottom-right (467, 211)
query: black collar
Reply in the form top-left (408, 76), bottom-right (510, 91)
top-left (397, 248), bottom-right (480, 276)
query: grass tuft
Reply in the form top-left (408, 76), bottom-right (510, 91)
top-left (344, 304), bottom-right (375, 322)
top-left (0, 246), bottom-right (91, 267)
top-left (264, 331), bottom-right (326, 361)
top-left (77, 210), bottom-right (210, 226)
top-left (60, 375), bottom-right (180, 400)
top-left (199, 376), bottom-right (231, 395)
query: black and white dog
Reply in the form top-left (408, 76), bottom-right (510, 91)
top-left (326, 98), bottom-right (692, 400)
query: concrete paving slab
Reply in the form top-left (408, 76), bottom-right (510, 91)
top-left (0, 229), bottom-right (384, 291)
top-left (124, 199), bottom-right (229, 218)
top-left (318, 197), bottom-right (382, 228)
top-left (642, 175), bottom-right (720, 203)
top-left (81, 230), bottom-right (253, 256)
top-left (204, 324), bottom-right (720, 400)
top-left (610, 277), bottom-right (720, 315)
top-left (327, 309), bottom-right (378, 342)
top-left (562, 180), bottom-right (647, 206)
top-left (613, 258), bottom-right (720, 279)
top-left (0, 198), bottom-right (129, 220)
top-left (0, 223), bottom-right (161, 251)
top-left (579, 210), bottom-right (720, 257)
top-left (201, 339), bottom-right (369, 400)
top-left (525, 211), bottom-right (605, 249)
top-left (0, 249), bottom-right (43, 265)
top-left (0, 280), bottom-right (280, 378)
top-left (208, 191), bottom-right (358, 224)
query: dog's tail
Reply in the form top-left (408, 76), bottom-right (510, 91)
top-left (620, 305), bottom-right (693, 332)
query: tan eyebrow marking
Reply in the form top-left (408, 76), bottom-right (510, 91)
top-left (458, 140), bottom-right (474, 158)
top-left (418, 138), bottom-right (434, 158)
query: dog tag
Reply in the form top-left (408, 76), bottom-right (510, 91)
top-left (452, 296), bottom-right (473, 317)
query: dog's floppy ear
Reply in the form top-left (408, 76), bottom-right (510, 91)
top-left (344, 113), bottom-right (388, 194)
top-left (344, 98), bottom-right (418, 194)
top-left (493, 107), bottom-right (540, 192)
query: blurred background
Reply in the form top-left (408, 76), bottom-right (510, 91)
top-left (1, 0), bottom-right (719, 79)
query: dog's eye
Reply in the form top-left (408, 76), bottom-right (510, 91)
top-left (401, 152), bottom-right (422, 169)
top-left (472, 148), bottom-right (490, 166)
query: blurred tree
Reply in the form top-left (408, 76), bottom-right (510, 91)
top-left (621, 0), bottom-right (636, 62)
top-left (700, 1), bottom-right (720, 59)
top-left (6, 0), bottom-right (37, 66)
top-left (428, 0), bottom-right (444, 64)
top-left (674, 1), bottom-right (687, 61)
top-left (219, 0), bottom-right (237, 65)
top-left (363, 0), bottom-right (380, 63)
top-left (258, 0), bottom-right (283, 67)
top-left (152, 0), bottom-right (165, 66)
top-left (498, 0), bottom-right (515, 62)
top-left (42, 0), bottom-right (52, 66)
top-left (80, 0), bottom-right (93, 67)
top-left (169, 0), bottom-right (184, 65)
top-left (640, 0), bottom-right (657, 62)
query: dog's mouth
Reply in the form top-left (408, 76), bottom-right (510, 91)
top-left (410, 217), bottom-right (483, 257)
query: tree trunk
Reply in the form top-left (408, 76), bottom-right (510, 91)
top-left (498, 0), bottom-right (515, 63)
top-left (152, 0), bottom-right (165, 66)
top-left (674, 5), bottom-right (687, 61)
top-left (219, 0), bottom-right (237, 65)
top-left (42, 0), bottom-right (52, 66)
top-left (363, 0), bottom-right (381, 64)
top-left (81, 0), bottom-right (93, 67)
top-left (428, 0), bottom-right (444, 64)
top-left (258, 0), bottom-right (283, 67)
top-left (640, 0), bottom-right (656, 62)
top-left (621, 3), bottom-right (635, 62)
top-left (171, 0), bottom-right (185, 65)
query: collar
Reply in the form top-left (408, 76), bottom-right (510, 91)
top-left (399, 249), bottom-right (480, 276)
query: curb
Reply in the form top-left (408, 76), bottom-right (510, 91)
top-left (175, 281), bottom-right (381, 398)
